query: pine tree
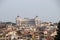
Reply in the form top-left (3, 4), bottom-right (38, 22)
top-left (54, 21), bottom-right (60, 40)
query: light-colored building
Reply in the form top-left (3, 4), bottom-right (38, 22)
top-left (16, 16), bottom-right (41, 27)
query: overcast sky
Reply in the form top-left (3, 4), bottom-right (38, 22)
top-left (0, 0), bottom-right (60, 23)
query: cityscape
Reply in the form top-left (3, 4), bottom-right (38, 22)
top-left (0, 0), bottom-right (60, 40)
top-left (0, 16), bottom-right (58, 40)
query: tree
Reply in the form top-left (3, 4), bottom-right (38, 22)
top-left (54, 21), bottom-right (60, 40)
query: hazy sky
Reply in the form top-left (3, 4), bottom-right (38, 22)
top-left (0, 0), bottom-right (60, 23)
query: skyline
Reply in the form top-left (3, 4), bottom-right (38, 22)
top-left (0, 0), bottom-right (60, 23)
